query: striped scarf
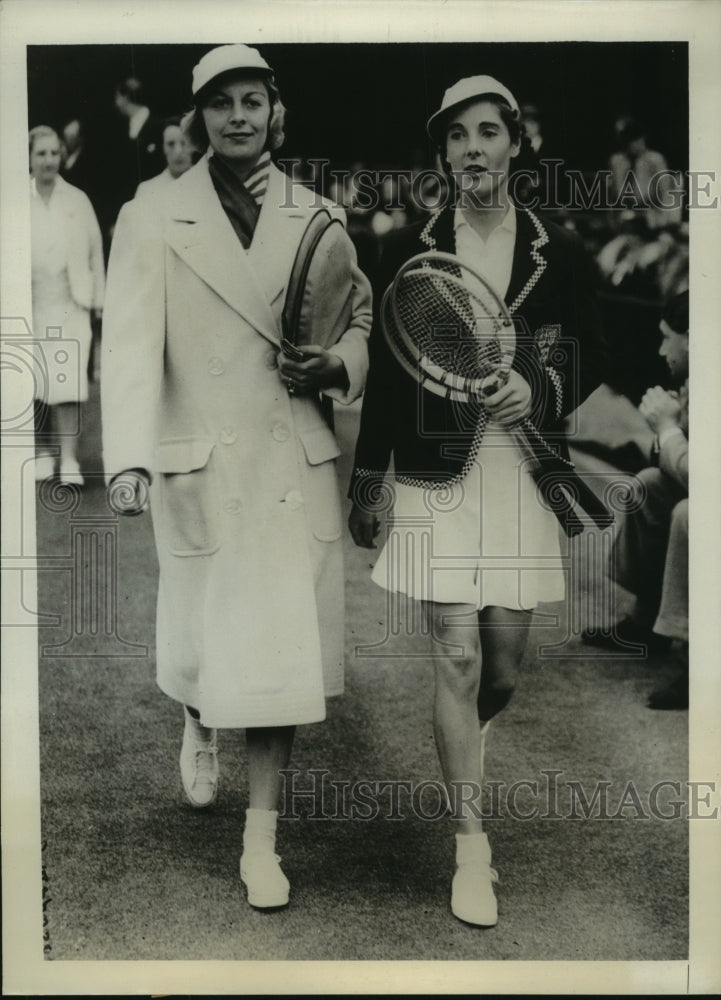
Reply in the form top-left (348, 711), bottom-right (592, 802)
top-left (242, 150), bottom-right (271, 205)
top-left (209, 150), bottom-right (271, 249)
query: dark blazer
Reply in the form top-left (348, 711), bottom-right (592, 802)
top-left (349, 204), bottom-right (609, 506)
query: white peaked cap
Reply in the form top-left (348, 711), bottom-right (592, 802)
top-left (427, 75), bottom-right (519, 141)
top-left (192, 44), bottom-right (274, 96)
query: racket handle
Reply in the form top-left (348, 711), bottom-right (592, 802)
top-left (281, 337), bottom-right (306, 361)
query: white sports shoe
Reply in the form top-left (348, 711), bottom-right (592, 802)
top-left (179, 708), bottom-right (219, 808)
top-left (240, 850), bottom-right (291, 908)
top-left (451, 832), bottom-right (499, 927)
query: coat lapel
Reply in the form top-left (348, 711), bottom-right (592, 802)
top-left (421, 205), bottom-right (550, 317)
top-left (246, 165), bottom-right (311, 313)
top-left (504, 208), bottom-right (549, 315)
top-left (418, 206), bottom-right (455, 254)
top-left (163, 156), bottom-right (280, 344)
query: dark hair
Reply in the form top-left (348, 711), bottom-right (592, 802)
top-left (181, 70), bottom-right (285, 154)
top-left (116, 77), bottom-right (145, 105)
top-left (662, 290), bottom-right (689, 335)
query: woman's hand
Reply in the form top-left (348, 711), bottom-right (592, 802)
top-left (108, 469), bottom-right (150, 516)
top-left (348, 502), bottom-right (380, 549)
top-left (639, 385), bottom-right (682, 435)
top-left (278, 344), bottom-right (349, 396)
top-left (482, 369), bottom-right (532, 426)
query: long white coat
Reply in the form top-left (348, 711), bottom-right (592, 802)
top-left (101, 158), bottom-right (371, 727)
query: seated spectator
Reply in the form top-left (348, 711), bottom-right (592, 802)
top-left (134, 117), bottom-right (196, 200)
top-left (655, 221), bottom-right (689, 300)
top-left (582, 291), bottom-right (689, 709)
top-left (596, 211), bottom-right (660, 297)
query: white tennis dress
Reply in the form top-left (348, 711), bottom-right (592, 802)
top-left (371, 206), bottom-right (567, 611)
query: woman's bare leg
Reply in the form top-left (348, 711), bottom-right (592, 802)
top-left (53, 402), bottom-right (80, 465)
top-left (246, 725), bottom-right (296, 811)
top-left (476, 605), bottom-right (532, 722)
top-left (424, 601), bottom-right (484, 835)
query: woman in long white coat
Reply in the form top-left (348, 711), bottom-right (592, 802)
top-left (101, 44), bottom-right (371, 909)
top-left (30, 125), bottom-right (105, 484)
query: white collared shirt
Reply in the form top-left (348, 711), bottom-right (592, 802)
top-left (454, 202), bottom-right (516, 299)
top-left (128, 105), bottom-right (150, 140)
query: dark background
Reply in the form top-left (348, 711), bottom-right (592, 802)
top-left (28, 41), bottom-right (688, 172)
top-left (27, 41), bottom-right (689, 403)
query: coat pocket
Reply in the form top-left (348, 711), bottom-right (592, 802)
top-left (297, 425), bottom-right (342, 542)
top-left (297, 424), bottom-right (342, 466)
top-left (155, 437), bottom-right (220, 556)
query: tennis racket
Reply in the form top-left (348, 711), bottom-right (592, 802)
top-left (281, 207), bottom-right (354, 360)
top-left (380, 250), bottom-right (613, 537)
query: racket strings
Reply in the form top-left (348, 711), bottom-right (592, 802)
top-left (393, 268), bottom-right (507, 387)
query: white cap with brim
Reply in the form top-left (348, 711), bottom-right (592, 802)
top-left (192, 44), bottom-right (273, 97)
top-left (426, 75), bottom-right (519, 143)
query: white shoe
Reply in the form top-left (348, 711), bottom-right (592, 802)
top-left (35, 455), bottom-right (56, 481)
top-left (451, 832), bottom-right (499, 927)
top-left (59, 458), bottom-right (84, 486)
top-left (179, 708), bottom-right (219, 808)
top-left (240, 850), bottom-right (290, 908)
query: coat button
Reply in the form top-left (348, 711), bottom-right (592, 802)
top-left (271, 422), bottom-right (290, 442)
top-left (219, 426), bottom-right (237, 445)
top-left (265, 350), bottom-right (279, 370)
top-left (223, 497), bottom-right (242, 515)
top-left (208, 357), bottom-right (225, 375)
top-left (283, 489), bottom-right (304, 510)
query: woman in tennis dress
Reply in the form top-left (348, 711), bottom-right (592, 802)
top-left (102, 44), bottom-right (371, 909)
top-left (349, 75), bottom-right (607, 926)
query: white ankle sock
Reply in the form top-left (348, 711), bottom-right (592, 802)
top-left (243, 808), bottom-right (279, 853)
top-left (455, 831), bottom-right (492, 864)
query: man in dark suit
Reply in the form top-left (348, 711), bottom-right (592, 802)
top-left (108, 77), bottom-right (165, 227)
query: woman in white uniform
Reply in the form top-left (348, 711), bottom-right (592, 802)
top-left (30, 125), bottom-right (105, 484)
top-left (349, 76), bottom-right (607, 927)
top-left (102, 45), bottom-right (371, 909)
